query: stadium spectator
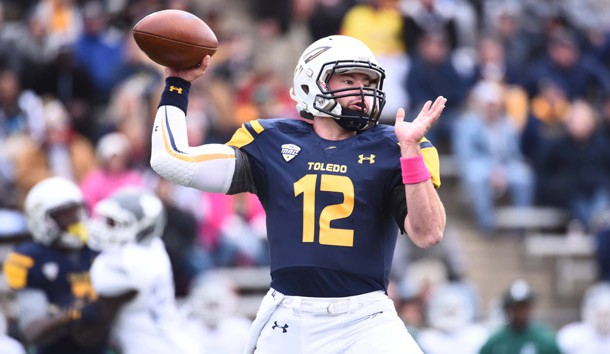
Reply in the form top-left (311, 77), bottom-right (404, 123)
top-left (467, 35), bottom-right (522, 88)
top-left (524, 29), bottom-right (610, 101)
top-left (519, 81), bottom-right (570, 173)
top-left (31, 0), bottom-right (83, 59)
top-left (304, 0), bottom-right (355, 40)
top-left (481, 2), bottom-right (537, 76)
top-left (0, 67), bottom-right (46, 206)
top-left (72, 0), bottom-right (125, 105)
top-left (199, 192), bottom-right (268, 268)
top-left (0, 67), bottom-right (45, 143)
top-left (80, 131), bottom-right (143, 210)
top-left (536, 99), bottom-right (610, 230)
top-left (7, 99), bottom-right (97, 209)
top-left (405, 29), bottom-right (468, 151)
top-left (401, 0), bottom-right (459, 53)
top-left (466, 35), bottom-right (530, 134)
top-left (452, 80), bottom-right (534, 233)
top-left (36, 45), bottom-right (98, 143)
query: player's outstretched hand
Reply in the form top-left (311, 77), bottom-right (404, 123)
top-left (165, 55), bottom-right (211, 82)
top-left (394, 96), bottom-right (447, 147)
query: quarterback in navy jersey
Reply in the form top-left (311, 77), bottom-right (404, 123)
top-left (3, 177), bottom-right (129, 354)
top-left (151, 35), bottom-right (446, 353)
top-left (225, 118), bottom-right (440, 298)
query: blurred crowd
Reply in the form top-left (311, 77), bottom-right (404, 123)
top-left (0, 0), bottom-right (610, 353)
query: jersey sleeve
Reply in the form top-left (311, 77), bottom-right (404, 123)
top-left (226, 119), bottom-right (268, 196)
top-left (150, 77), bottom-right (239, 194)
top-left (90, 253), bottom-right (135, 297)
top-left (3, 250), bottom-right (39, 290)
top-left (420, 138), bottom-right (441, 189)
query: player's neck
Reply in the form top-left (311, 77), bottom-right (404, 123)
top-left (313, 116), bottom-right (356, 141)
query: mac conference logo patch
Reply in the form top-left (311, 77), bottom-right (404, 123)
top-left (42, 262), bottom-right (59, 281)
top-left (281, 144), bottom-right (301, 162)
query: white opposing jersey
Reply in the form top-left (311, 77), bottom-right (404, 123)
top-left (184, 315), bottom-right (251, 354)
top-left (90, 237), bottom-right (199, 354)
top-left (557, 322), bottom-right (610, 354)
top-left (417, 324), bottom-right (488, 354)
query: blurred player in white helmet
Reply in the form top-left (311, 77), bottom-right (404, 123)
top-left (2, 176), bottom-right (118, 354)
top-left (88, 187), bottom-right (199, 354)
top-left (417, 282), bottom-right (488, 354)
top-left (557, 281), bottom-right (610, 354)
top-left (183, 272), bottom-right (252, 354)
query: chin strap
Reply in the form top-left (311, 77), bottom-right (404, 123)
top-left (334, 108), bottom-right (374, 131)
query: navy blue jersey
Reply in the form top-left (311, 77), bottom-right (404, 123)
top-left (227, 118), bottom-right (440, 296)
top-left (3, 242), bottom-right (104, 354)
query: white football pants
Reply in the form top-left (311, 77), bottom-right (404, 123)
top-left (244, 288), bottom-right (423, 354)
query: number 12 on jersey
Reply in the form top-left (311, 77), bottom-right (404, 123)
top-left (293, 174), bottom-right (355, 247)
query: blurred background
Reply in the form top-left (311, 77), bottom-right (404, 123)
top-left (1, 0), bottom-right (610, 352)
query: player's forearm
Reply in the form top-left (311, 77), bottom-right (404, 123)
top-left (22, 315), bottom-right (72, 346)
top-left (150, 78), bottom-right (237, 193)
top-left (71, 291), bottom-right (138, 346)
top-left (404, 182), bottom-right (446, 248)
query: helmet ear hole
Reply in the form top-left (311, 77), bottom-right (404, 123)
top-left (301, 85), bottom-right (309, 95)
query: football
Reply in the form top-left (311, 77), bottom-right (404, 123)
top-left (132, 9), bottom-right (218, 69)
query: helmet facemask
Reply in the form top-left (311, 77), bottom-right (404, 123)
top-left (88, 199), bottom-right (139, 251)
top-left (46, 203), bottom-right (89, 250)
top-left (313, 61), bottom-right (386, 131)
top-left (88, 188), bottom-right (166, 251)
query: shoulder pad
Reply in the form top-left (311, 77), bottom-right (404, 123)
top-left (226, 118), bottom-right (307, 148)
top-left (226, 119), bottom-right (266, 148)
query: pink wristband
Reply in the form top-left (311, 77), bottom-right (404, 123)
top-left (401, 155), bottom-right (431, 184)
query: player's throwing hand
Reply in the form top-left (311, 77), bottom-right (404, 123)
top-left (165, 55), bottom-right (211, 83)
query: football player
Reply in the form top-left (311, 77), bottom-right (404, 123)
top-left (479, 280), bottom-right (562, 354)
top-left (1, 176), bottom-right (119, 354)
top-left (182, 272), bottom-right (252, 354)
top-left (557, 281), bottom-right (610, 354)
top-left (88, 187), bottom-right (199, 354)
top-left (150, 35), bottom-right (447, 353)
top-left (417, 282), bottom-right (488, 354)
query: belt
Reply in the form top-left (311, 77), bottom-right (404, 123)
top-left (272, 289), bottom-right (385, 315)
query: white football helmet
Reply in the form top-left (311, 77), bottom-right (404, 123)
top-left (581, 282), bottom-right (610, 334)
top-left (24, 176), bottom-right (89, 249)
top-left (427, 283), bottom-right (477, 332)
top-left (290, 35), bottom-right (386, 131)
top-left (187, 272), bottom-right (239, 327)
top-left (88, 187), bottom-right (166, 251)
